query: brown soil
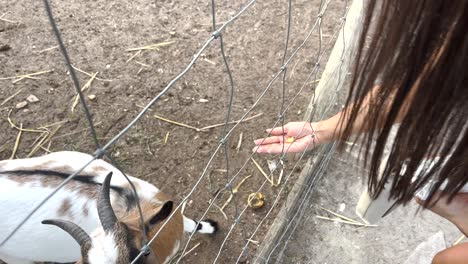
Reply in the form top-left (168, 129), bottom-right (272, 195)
top-left (0, 0), bottom-right (344, 263)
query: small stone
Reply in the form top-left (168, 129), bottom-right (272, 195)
top-left (169, 31), bottom-right (176, 36)
top-left (339, 203), bottom-right (346, 212)
top-left (16, 101), bottom-right (28, 109)
top-left (88, 94), bottom-right (96, 100)
top-left (106, 64), bottom-right (111, 69)
top-left (199, 98), bottom-right (209, 103)
top-left (26, 94), bottom-right (39, 103)
top-left (0, 44), bottom-right (11, 52)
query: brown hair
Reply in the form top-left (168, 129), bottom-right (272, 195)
top-left (340, 1), bottom-right (468, 205)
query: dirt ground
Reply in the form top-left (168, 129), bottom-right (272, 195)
top-left (0, 0), bottom-right (345, 263)
top-left (278, 148), bottom-right (464, 264)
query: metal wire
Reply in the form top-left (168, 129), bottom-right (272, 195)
top-left (133, 8), bottom-right (332, 262)
top-left (173, 0), bottom-right (250, 262)
top-left (166, 1), bottom-right (347, 262)
top-left (42, 0), bottom-right (100, 149)
top-left (170, 1), bottom-right (340, 262)
top-left (1, 0), bottom-right (257, 249)
top-left (265, 2), bottom-right (352, 262)
top-left (2, 0), bottom-right (351, 263)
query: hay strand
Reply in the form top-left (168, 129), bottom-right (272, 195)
top-left (9, 123), bottom-right (23, 159)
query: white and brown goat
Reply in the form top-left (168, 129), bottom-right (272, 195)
top-left (0, 151), bottom-right (217, 264)
top-left (43, 171), bottom-right (171, 264)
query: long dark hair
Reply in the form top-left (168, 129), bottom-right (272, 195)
top-left (340, 1), bottom-right (468, 205)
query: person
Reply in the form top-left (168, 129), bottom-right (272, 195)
top-left (254, 1), bottom-right (468, 263)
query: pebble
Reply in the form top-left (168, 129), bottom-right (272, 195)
top-left (26, 94), bottom-right (39, 103)
top-left (199, 98), bottom-right (209, 103)
top-left (338, 203), bottom-right (346, 212)
top-left (16, 101), bottom-right (28, 109)
top-left (0, 44), bottom-right (11, 52)
top-left (88, 94), bottom-right (96, 100)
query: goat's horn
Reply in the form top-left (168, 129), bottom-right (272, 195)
top-left (42, 219), bottom-right (91, 247)
top-left (98, 171), bottom-right (118, 232)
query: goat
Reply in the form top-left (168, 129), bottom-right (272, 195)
top-left (43, 172), bottom-right (171, 264)
top-left (0, 151), bottom-right (218, 264)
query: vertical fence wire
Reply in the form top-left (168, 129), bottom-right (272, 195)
top-left (1, 0), bottom-right (257, 248)
top-left (135, 1), bottom-right (349, 261)
top-left (265, 1), bottom-right (351, 262)
top-left (2, 0), bottom-right (352, 263)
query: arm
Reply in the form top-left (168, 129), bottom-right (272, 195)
top-left (432, 243), bottom-right (468, 264)
top-left (254, 85), bottom-right (412, 153)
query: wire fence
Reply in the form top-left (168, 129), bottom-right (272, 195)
top-left (1, 0), bottom-right (352, 263)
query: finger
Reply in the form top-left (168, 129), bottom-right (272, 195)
top-left (254, 135), bottom-right (291, 145)
top-left (253, 143), bottom-right (289, 154)
top-left (254, 137), bottom-right (279, 145)
top-left (266, 126), bottom-right (288, 136)
top-left (253, 143), bottom-right (306, 154)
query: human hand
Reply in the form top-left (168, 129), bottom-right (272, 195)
top-left (252, 122), bottom-right (321, 154)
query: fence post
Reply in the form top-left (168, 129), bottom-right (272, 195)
top-left (255, 0), bottom-right (364, 262)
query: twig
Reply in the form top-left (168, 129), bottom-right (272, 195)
top-left (214, 203), bottom-right (228, 220)
top-left (136, 68), bottom-right (145, 75)
top-left (71, 65), bottom-right (112, 82)
top-left (274, 163), bottom-right (284, 187)
top-left (0, 13), bottom-right (19, 23)
top-left (151, 111), bottom-right (262, 132)
top-left (251, 157), bottom-right (274, 185)
top-left (126, 50), bottom-right (142, 63)
top-left (127, 41), bottom-right (176, 52)
top-left (30, 132), bottom-right (48, 148)
top-left (40, 145), bottom-right (52, 153)
top-left (9, 123), bottom-right (22, 159)
top-left (0, 70), bottom-right (53, 83)
top-left (181, 242), bottom-right (201, 259)
top-left (203, 58), bottom-right (216, 65)
top-left (154, 114), bottom-right (201, 131)
top-left (37, 45), bottom-right (59, 54)
top-left (71, 72), bottom-right (98, 112)
top-left (135, 61), bottom-right (149, 67)
top-left (319, 206), bottom-right (362, 224)
top-left (164, 132), bottom-right (170, 144)
top-left (38, 120), bottom-right (68, 130)
top-left (315, 215), bottom-right (377, 227)
top-left (247, 239), bottom-right (260, 246)
top-left (50, 121), bottom-right (102, 140)
top-left (7, 110), bottom-right (44, 133)
top-left (27, 125), bottom-right (62, 157)
top-left (1, 89), bottom-right (22, 106)
top-left (221, 175), bottom-right (252, 211)
top-left (198, 113), bottom-right (263, 131)
top-left (306, 79), bottom-right (321, 85)
top-left (236, 132), bottom-right (243, 153)
top-left (27, 132), bottom-right (49, 158)
top-left (453, 235), bottom-right (466, 246)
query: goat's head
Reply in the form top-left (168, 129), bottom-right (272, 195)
top-left (42, 172), bottom-right (173, 264)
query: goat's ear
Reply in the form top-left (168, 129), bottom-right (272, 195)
top-left (147, 201), bottom-right (173, 227)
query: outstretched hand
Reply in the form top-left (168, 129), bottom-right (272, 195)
top-left (253, 122), bottom-right (320, 154)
